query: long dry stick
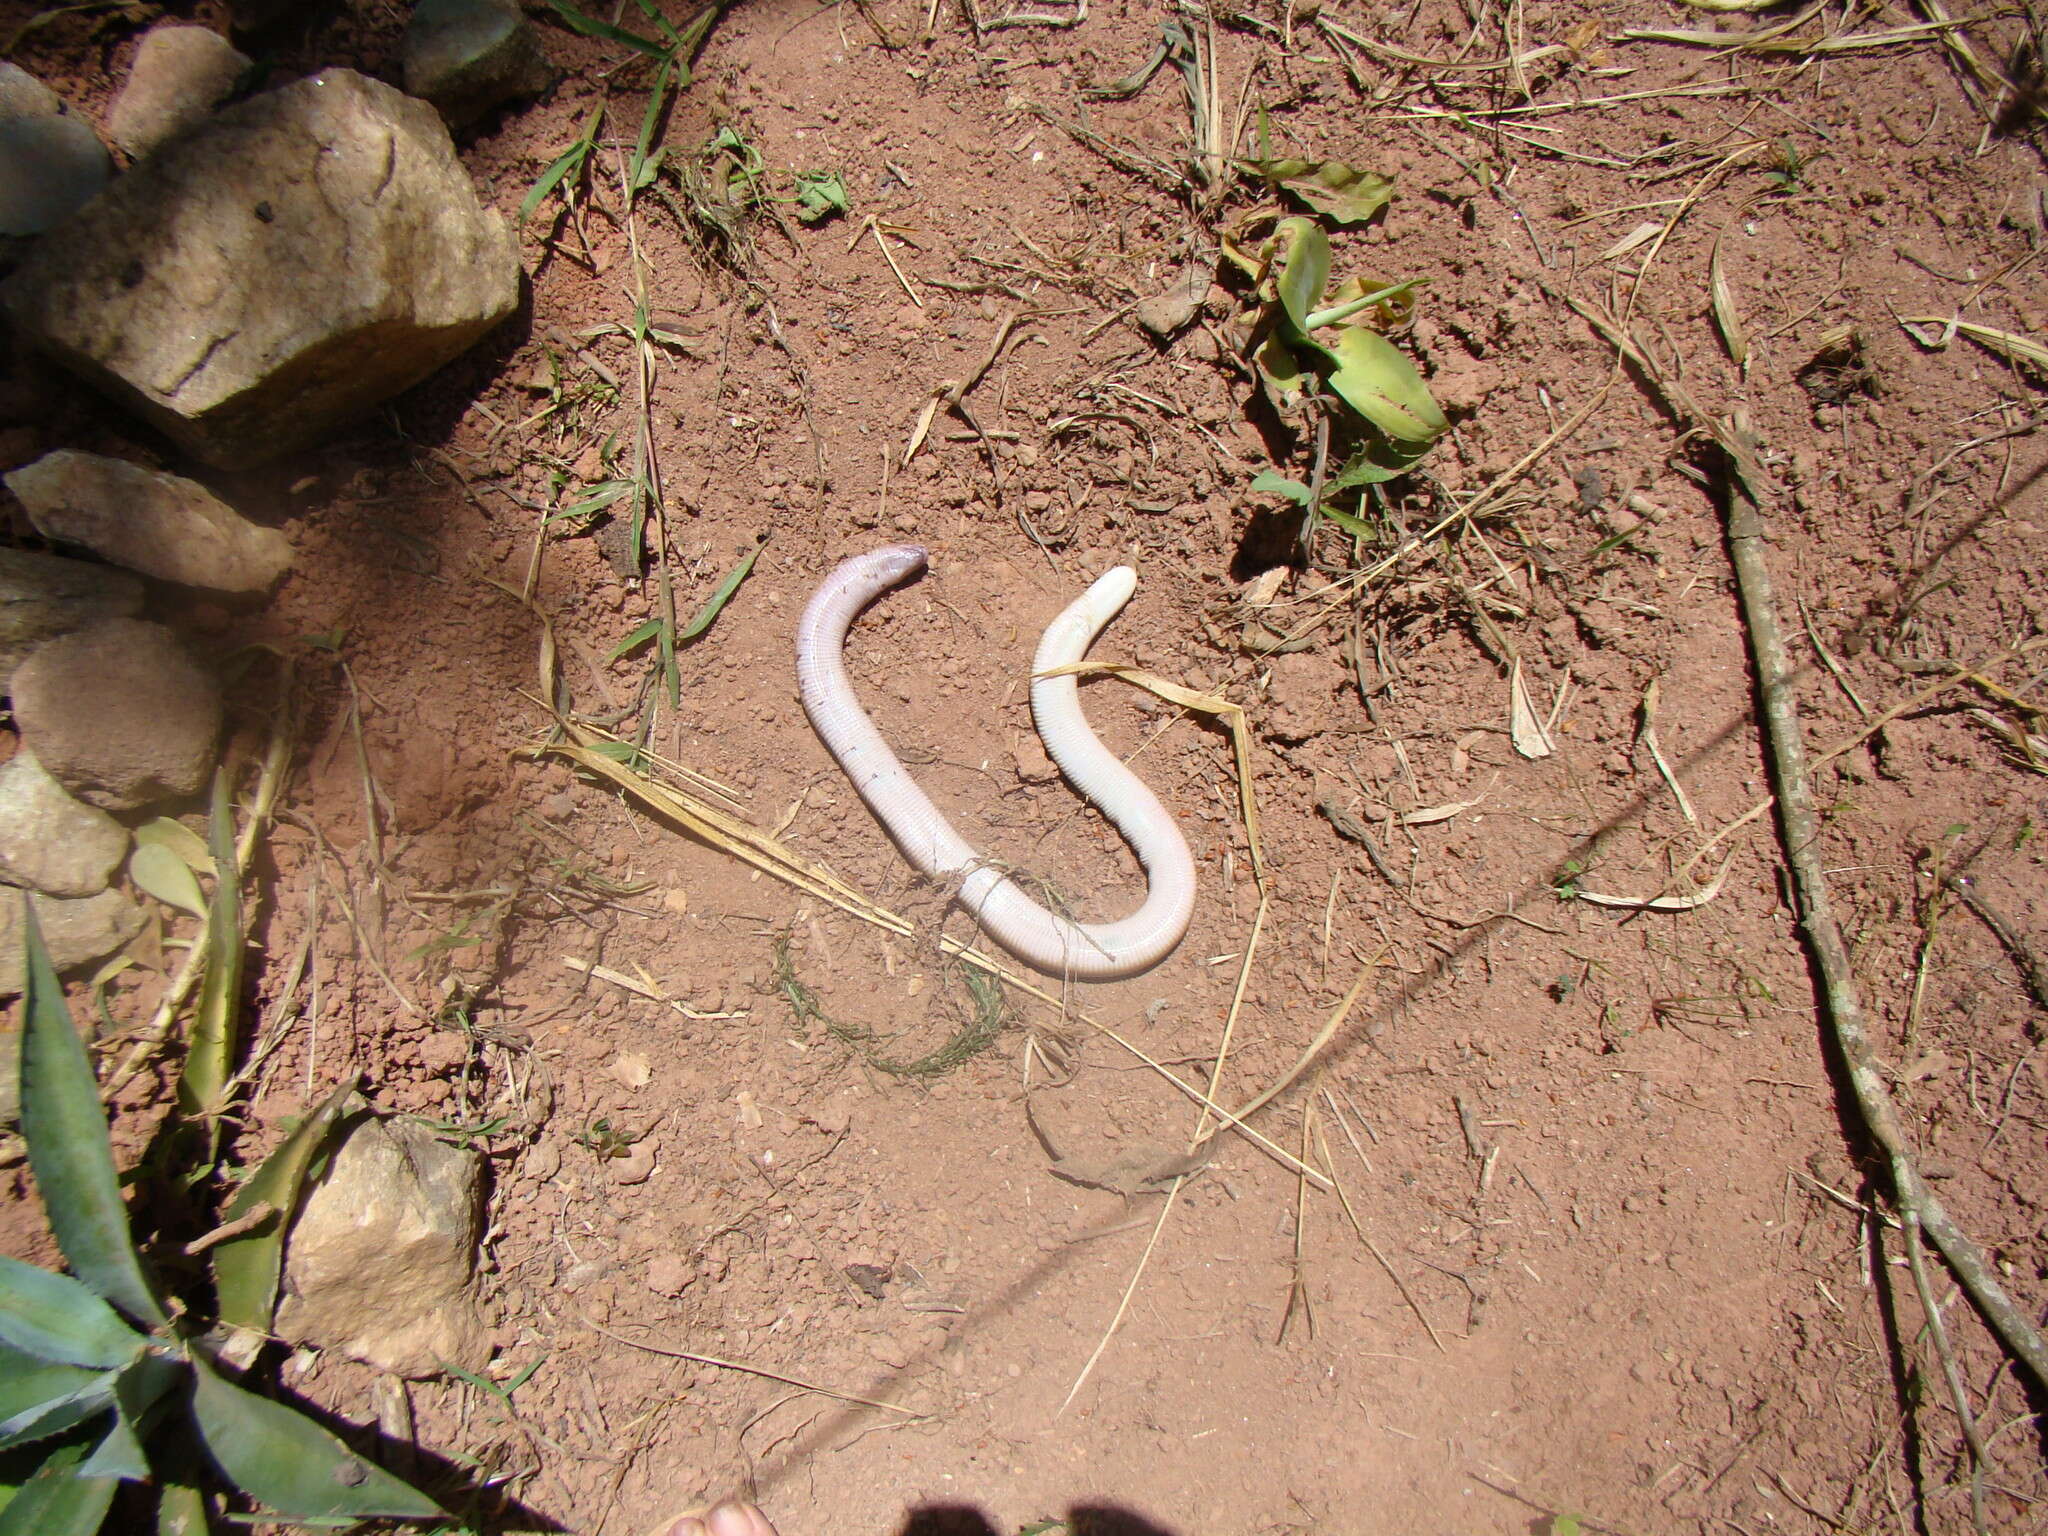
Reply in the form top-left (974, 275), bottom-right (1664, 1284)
top-left (1572, 293), bottom-right (2048, 1391)
top-left (1717, 399), bottom-right (2048, 1395)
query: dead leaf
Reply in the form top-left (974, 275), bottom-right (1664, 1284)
top-left (1598, 221), bottom-right (1662, 261)
top-left (1509, 659), bottom-right (1555, 759)
top-left (1050, 1144), bottom-right (1213, 1196)
top-left (611, 1051), bottom-right (653, 1089)
top-left (1575, 857), bottom-right (1732, 911)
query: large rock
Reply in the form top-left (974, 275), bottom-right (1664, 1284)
top-left (275, 1113), bottom-right (490, 1377)
top-left (107, 26), bottom-right (251, 160)
top-left (0, 70), bottom-right (521, 467)
top-left (0, 751), bottom-right (128, 897)
top-left (0, 549), bottom-right (144, 689)
top-left (6, 450), bottom-right (292, 594)
top-left (0, 886), bottom-right (146, 996)
top-left (0, 65), bottom-right (112, 238)
top-left (12, 618), bottom-right (222, 810)
top-left (404, 0), bottom-right (554, 129)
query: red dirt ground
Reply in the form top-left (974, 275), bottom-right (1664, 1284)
top-left (4, 1), bottom-right (2048, 1533)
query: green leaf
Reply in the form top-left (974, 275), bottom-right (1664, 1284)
top-left (519, 102), bottom-right (605, 222)
top-left (131, 819), bottom-right (214, 878)
top-left (188, 1356), bottom-right (441, 1521)
top-left (1327, 442), bottom-right (1413, 490)
top-left (213, 1080), bottom-right (360, 1333)
top-left (1320, 325), bottom-right (1449, 447)
top-left (156, 1481), bottom-right (207, 1536)
top-left (17, 909), bottom-right (165, 1330)
top-left (127, 844), bottom-right (207, 921)
top-left (678, 538), bottom-right (767, 643)
top-left (546, 477), bottom-right (636, 528)
top-left (543, 0), bottom-right (670, 56)
top-left (606, 618), bottom-right (664, 663)
top-left (628, 58), bottom-right (674, 194)
top-left (1244, 157), bottom-right (1397, 226)
top-left (1249, 470), bottom-right (1312, 506)
top-left (72, 1406), bottom-right (145, 1482)
top-left (792, 169), bottom-right (849, 223)
top-left (1270, 217), bottom-right (1331, 335)
top-left (0, 1342), bottom-right (104, 1436)
top-left (0, 1356), bottom-right (114, 1452)
top-left (0, 1261), bottom-right (141, 1371)
top-left (175, 774), bottom-right (244, 1144)
top-left (0, 1440), bottom-right (116, 1536)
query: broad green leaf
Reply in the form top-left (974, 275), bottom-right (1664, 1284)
top-left (0, 1260), bottom-right (141, 1371)
top-left (1270, 217), bottom-right (1331, 335)
top-left (0, 1440), bottom-right (116, 1536)
top-left (1327, 442), bottom-right (1414, 490)
top-left (1244, 157), bottom-right (1397, 225)
top-left (18, 905), bottom-right (165, 1329)
top-left (1251, 329), bottom-right (1310, 412)
top-left (176, 774), bottom-right (243, 1142)
top-left (188, 1356), bottom-right (441, 1520)
top-left (72, 1407), bottom-right (145, 1482)
top-left (678, 538), bottom-right (767, 643)
top-left (156, 1481), bottom-right (207, 1536)
top-left (1249, 470), bottom-right (1312, 506)
top-left (0, 1370), bottom-right (114, 1452)
top-left (128, 844), bottom-right (207, 921)
top-left (213, 1080), bottom-right (360, 1333)
top-left (131, 819), bottom-right (213, 878)
top-left (1321, 326), bottom-right (1449, 447)
top-left (0, 1343), bottom-right (105, 1442)
top-left (793, 170), bottom-right (849, 223)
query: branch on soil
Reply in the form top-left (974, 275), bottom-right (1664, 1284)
top-left (1574, 297), bottom-right (2048, 1398)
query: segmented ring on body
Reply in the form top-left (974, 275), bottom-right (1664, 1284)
top-left (794, 545), bottom-right (1196, 980)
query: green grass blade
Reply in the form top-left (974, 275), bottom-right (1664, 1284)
top-left (519, 102), bottom-right (604, 222)
top-left (18, 904), bottom-right (166, 1329)
top-left (175, 774), bottom-right (243, 1148)
top-left (628, 58), bottom-right (674, 192)
top-left (543, 0), bottom-right (670, 56)
top-left (677, 538), bottom-right (766, 643)
top-left (212, 1080), bottom-right (359, 1333)
top-left (188, 1355), bottom-right (440, 1520)
top-left (606, 618), bottom-right (663, 662)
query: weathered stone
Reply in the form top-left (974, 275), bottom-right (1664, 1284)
top-left (12, 619), bottom-right (222, 811)
top-left (275, 1113), bottom-right (490, 1377)
top-left (0, 70), bottom-right (521, 468)
top-left (404, 0), bottom-right (554, 129)
top-left (0, 67), bottom-right (112, 238)
top-left (108, 26), bottom-right (251, 160)
top-left (0, 549), bottom-right (144, 689)
top-left (1134, 263), bottom-right (1211, 339)
top-left (7, 451), bottom-right (292, 593)
top-left (0, 886), bottom-right (146, 996)
top-left (0, 63), bottom-right (59, 119)
top-left (0, 751), bottom-right (128, 897)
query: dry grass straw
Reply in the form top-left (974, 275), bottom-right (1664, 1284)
top-left (578, 1313), bottom-right (925, 1417)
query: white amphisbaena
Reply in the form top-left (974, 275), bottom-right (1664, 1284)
top-left (794, 544), bottom-right (1196, 979)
